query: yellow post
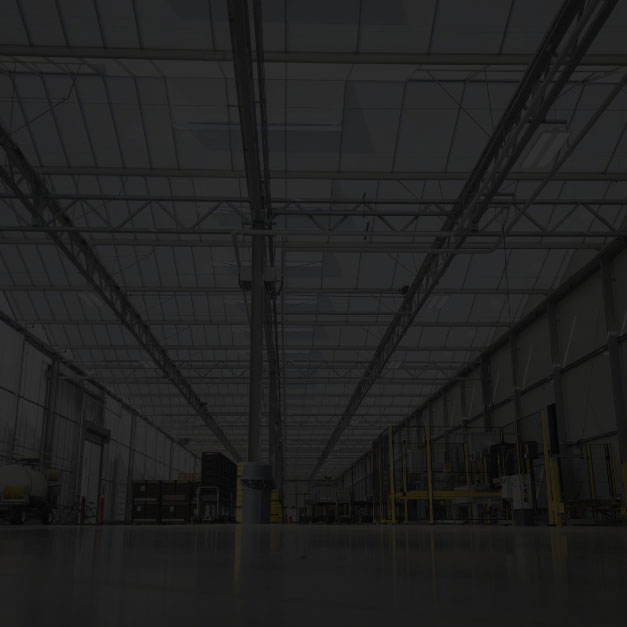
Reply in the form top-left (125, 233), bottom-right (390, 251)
top-left (425, 426), bottom-right (434, 524)
top-left (401, 440), bottom-right (408, 524)
top-left (540, 409), bottom-right (555, 525)
top-left (586, 443), bottom-right (597, 521)
top-left (464, 443), bottom-right (472, 522)
top-left (388, 426), bottom-right (396, 524)
top-left (550, 458), bottom-right (563, 527)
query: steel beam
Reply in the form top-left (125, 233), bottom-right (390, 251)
top-left (2, 191), bottom-right (625, 207)
top-left (547, 301), bottom-right (569, 455)
top-left (2, 236), bottom-right (608, 251)
top-left (15, 318), bottom-right (514, 328)
top-left (0, 124), bottom-right (240, 461)
top-left (48, 343), bottom-right (482, 352)
top-left (0, 285), bottom-right (553, 296)
top-left (4, 224), bottom-right (622, 238)
top-left (28, 165), bottom-right (627, 181)
top-left (2, 44), bottom-right (627, 66)
top-left (309, 0), bottom-right (619, 480)
top-left (600, 258), bottom-right (627, 461)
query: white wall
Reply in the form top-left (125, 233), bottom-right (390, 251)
top-left (341, 245), bottom-right (627, 503)
top-left (0, 319), bottom-right (198, 521)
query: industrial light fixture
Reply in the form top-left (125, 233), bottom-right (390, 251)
top-left (519, 121), bottom-right (569, 170)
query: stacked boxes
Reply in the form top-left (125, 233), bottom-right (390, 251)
top-left (131, 480), bottom-right (194, 524)
top-left (130, 454), bottom-right (237, 524)
top-left (160, 481), bottom-right (193, 524)
top-left (131, 481), bottom-right (160, 524)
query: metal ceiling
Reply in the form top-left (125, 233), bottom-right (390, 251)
top-left (0, 0), bottom-right (626, 479)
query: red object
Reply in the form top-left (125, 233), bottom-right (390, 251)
top-left (97, 497), bottom-right (104, 525)
top-left (288, 515), bottom-right (293, 524)
top-left (79, 496), bottom-right (86, 525)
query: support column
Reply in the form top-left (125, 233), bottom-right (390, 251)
top-left (248, 230), bottom-right (265, 462)
top-left (547, 302), bottom-right (569, 456)
top-left (481, 356), bottom-right (493, 430)
top-left (600, 258), bottom-right (627, 507)
top-left (40, 359), bottom-right (59, 467)
top-left (442, 390), bottom-right (449, 428)
top-left (73, 384), bottom-right (86, 502)
top-left (8, 334), bottom-right (26, 461)
top-left (510, 333), bottom-right (522, 423)
top-left (460, 380), bottom-right (468, 425)
top-left (168, 439), bottom-right (175, 480)
top-left (125, 412), bottom-right (137, 521)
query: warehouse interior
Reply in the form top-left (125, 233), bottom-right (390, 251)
top-left (1, 0), bottom-right (627, 623)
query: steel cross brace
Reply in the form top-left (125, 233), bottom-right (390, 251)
top-left (0, 127), bottom-right (241, 462)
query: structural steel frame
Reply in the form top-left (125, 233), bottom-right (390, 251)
top-left (310, 0), bottom-right (619, 480)
top-left (0, 126), bottom-right (240, 461)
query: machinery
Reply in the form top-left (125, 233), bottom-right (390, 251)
top-left (0, 458), bottom-right (60, 525)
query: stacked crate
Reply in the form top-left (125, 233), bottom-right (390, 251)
top-left (131, 481), bottom-right (160, 524)
top-left (160, 481), bottom-right (193, 524)
top-left (201, 452), bottom-right (237, 521)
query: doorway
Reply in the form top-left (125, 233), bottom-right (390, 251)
top-left (80, 439), bottom-right (102, 522)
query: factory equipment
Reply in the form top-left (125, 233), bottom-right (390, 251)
top-left (195, 486), bottom-right (221, 522)
top-left (0, 458), bottom-right (60, 524)
top-left (200, 452), bottom-right (237, 522)
top-left (131, 480), bottom-right (161, 524)
top-left (302, 484), bottom-right (352, 523)
top-left (160, 480), bottom-right (194, 524)
top-left (130, 453), bottom-right (239, 525)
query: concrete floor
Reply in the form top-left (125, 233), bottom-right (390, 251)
top-left (0, 524), bottom-right (625, 626)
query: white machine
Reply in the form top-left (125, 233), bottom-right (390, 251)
top-left (500, 474), bottom-right (533, 510)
